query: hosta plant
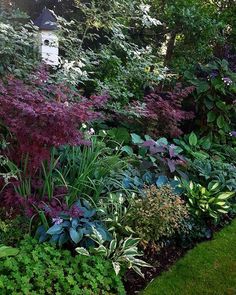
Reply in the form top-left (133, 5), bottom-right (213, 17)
top-left (190, 159), bottom-right (236, 192)
top-left (174, 132), bottom-right (212, 160)
top-left (181, 180), bottom-right (235, 220)
top-left (98, 191), bottom-right (135, 234)
top-left (121, 165), bottom-right (182, 194)
top-left (76, 229), bottom-right (151, 277)
top-left (36, 199), bottom-right (111, 247)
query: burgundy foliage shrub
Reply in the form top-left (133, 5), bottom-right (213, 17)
top-left (1, 185), bottom-right (81, 219)
top-left (128, 83), bottom-right (195, 138)
top-left (0, 69), bottom-right (108, 170)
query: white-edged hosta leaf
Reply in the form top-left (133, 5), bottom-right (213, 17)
top-left (123, 247), bottom-right (139, 256)
top-left (75, 247), bottom-right (90, 256)
top-left (112, 262), bottom-right (121, 275)
top-left (132, 258), bottom-right (152, 268)
top-left (109, 239), bottom-right (117, 255)
top-left (123, 237), bottom-right (140, 250)
top-left (94, 245), bottom-right (107, 256)
top-left (132, 265), bottom-right (144, 278)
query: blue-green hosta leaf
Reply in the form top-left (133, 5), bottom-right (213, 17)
top-left (61, 221), bottom-right (71, 228)
top-left (49, 234), bottom-right (61, 245)
top-left (144, 135), bottom-right (152, 141)
top-left (156, 137), bottom-right (168, 145)
top-left (69, 228), bottom-right (83, 244)
top-left (96, 226), bottom-right (111, 241)
top-left (156, 175), bottom-right (168, 187)
top-left (71, 218), bottom-right (79, 229)
top-left (39, 232), bottom-right (49, 243)
top-left (47, 224), bottom-right (63, 235)
top-left (131, 133), bottom-right (144, 144)
top-left (83, 208), bottom-right (96, 218)
top-left (121, 146), bottom-right (134, 155)
top-left (58, 232), bottom-right (69, 247)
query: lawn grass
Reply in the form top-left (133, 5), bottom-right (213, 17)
top-left (143, 219), bottom-right (236, 295)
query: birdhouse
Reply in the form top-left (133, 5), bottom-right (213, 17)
top-left (34, 8), bottom-right (59, 66)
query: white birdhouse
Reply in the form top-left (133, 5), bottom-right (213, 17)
top-left (34, 8), bottom-right (59, 66)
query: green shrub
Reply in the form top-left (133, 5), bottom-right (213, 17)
top-left (0, 236), bottom-right (125, 295)
top-left (0, 10), bottom-right (40, 78)
top-left (128, 185), bottom-right (189, 246)
top-left (186, 59), bottom-right (236, 141)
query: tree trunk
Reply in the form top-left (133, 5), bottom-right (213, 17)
top-left (164, 31), bottom-right (177, 65)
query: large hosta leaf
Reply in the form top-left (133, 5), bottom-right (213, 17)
top-left (69, 228), bottom-right (83, 244)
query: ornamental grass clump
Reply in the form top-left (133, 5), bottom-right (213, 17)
top-left (128, 185), bottom-right (189, 247)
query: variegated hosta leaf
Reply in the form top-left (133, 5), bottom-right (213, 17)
top-left (123, 245), bottom-right (139, 253)
top-left (132, 265), bottom-right (145, 278)
top-left (91, 227), bottom-right (104, 244)
top-left (108, 239), bottom-right (117, 256)
top-left (123, 236), bottom-right (140, 250)
top-left (94, 245), bottom-right (107, 256)
top-left (75, 247), bottom-right (90, 256)
top-left (112, 262), bottom-right (121, 275)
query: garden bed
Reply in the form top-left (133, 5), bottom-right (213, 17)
top-left (0, 2), bottom-right (236, 295)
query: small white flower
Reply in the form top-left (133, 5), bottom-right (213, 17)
top-left (88, 128), bottom-right (95, 135)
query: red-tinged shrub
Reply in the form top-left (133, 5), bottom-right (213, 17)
top-left (127, 83), bottom-right (195, 138)
top-left (0, 69), bottom-right (108, 170)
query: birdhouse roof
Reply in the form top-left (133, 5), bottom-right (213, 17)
top-left (34, 8), bottom-right (58, 30)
